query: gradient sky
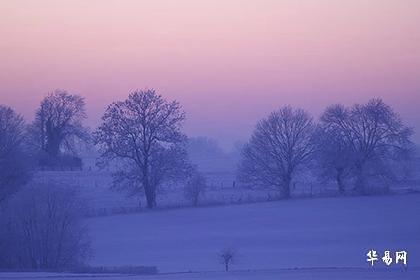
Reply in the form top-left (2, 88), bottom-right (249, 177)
top-left (1, 0), bottom-right (419, 149)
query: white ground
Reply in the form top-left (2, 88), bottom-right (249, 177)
top-left (1, 268), bottom-right (419, 279)
top-left (2, 193), bottom-right (419, 279)
top-left (33, 171), bottom-right (285, 214)
top-left (34, 171), bottom-right (420, 215)
top-left (87, 193), bottom-right (420, 278)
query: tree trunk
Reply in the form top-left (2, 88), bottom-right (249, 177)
top-left (150, 186), bottom-right (157, 208)
top-left (336, 169), bottom-right (345, 195)
top-left (354, 163), bottom-right (365, 195)
top-left (144, 184), bottom-right (156, 209)
top-left (45, 123), bottom-right (61, 158)
top-left (282, 175), bottom-right (292, 199)
top-left (145, 189), bottom-right (152, 208)
top-left (225, 263), bottom-right (229, 272)
top-left (142, 157), bottom-right (156, 209)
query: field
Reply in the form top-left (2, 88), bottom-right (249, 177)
top-left (0, 194), bottom-right (420, 280)
top-left (88, 194), bottom-right (420, 272)
top-left (34, 169), bottom-right (420, 216)
top-left (1, 193), bottom-right (420, 279)
top-left (6, 170), bottom-right (419, 279)
top-left (1, 268), bottom-right (419, 279)
top-left (33, 171), bottom-right (285, 215)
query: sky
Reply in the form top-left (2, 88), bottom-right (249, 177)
top-left (0, 0), bottom-right (419, 150)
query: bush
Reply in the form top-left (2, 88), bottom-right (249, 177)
top-left (184, 171), bottom-right (207, 206)
top-left (0, 183), bottom-right (91, 269)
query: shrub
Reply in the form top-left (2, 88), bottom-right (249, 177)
top-left (184, 171), bottom-right (207, 206)
top-left (0, 183), bottom-right (91, 269)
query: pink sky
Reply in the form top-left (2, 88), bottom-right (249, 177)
top-left (1, 0), bottom-right (419, 149)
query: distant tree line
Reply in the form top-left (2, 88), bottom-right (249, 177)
top-left (0, 89), bottom-right (416, 207)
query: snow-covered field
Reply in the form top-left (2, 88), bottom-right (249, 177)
top-left (1, 193), bottom-right (420, 279)
top-left (33, 171), bottom-right (285, 214)
top-left (87, 193), bottom-right (420, 277)
top-left (34, 170), bottom-right (419, 216)
top-left (2, 268), bottom-right (419, 279)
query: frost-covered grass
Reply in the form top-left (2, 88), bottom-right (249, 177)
top-left (35, 170), bottom-right (420, 217)
top-left (33, 171), bottom-right (284, 215)
top-left (2, 268), bottom-right (419, 279)
top-left (30, 170), bottom-right (420, 280)
top-left (88, 194), bottom-right (420, 274)
top-left (34, 170), bottom-right (420, 217)
top-left (2, 193), bottom-right (419, 279)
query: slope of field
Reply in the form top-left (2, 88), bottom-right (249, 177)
top-left (34, 170), bottom-right (420, 216)
top-left (33, 171), bottom-right (284, 215)
top-left (89, 194), bottom-right (420, 274)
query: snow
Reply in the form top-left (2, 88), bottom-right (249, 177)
top-left (33, 170), bottom-right (420, 215)
top-left (2, 193), bottom-right (419, 279)
top-left (33, 171), bottom-right (283, 214)
top-left (88, 194), bottom-right (420, 274)
top-left (1, 268), bottom-right (419, 279)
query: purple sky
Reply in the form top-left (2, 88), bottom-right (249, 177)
top-left (1, 0), bottom-right (419, 149)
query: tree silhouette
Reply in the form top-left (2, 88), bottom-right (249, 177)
top-left (95, 89), bottom-right (189, 208)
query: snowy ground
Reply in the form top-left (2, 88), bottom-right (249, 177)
top-left (33, 171), bottom-right (285, 214)
top-left (1, 268), bottom-right (420, 279)
top-left (87, 194), bottom-right (420, 276)
top-left (35, 171), bottom-right (419, 216)
top-left (2, 193), bottom-right (419, 279)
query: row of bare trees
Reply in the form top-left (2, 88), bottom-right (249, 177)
top-left (0, 89), bottom-right (415, 271)
top-left (0, 90), bottom-right (91, 205)
top-left (239, 99), bottom-right (414, 197)
top-left (0, 89), bottom-right (198, 210)
top-left (0, 94), bottom-right (92, 270)
top-left (0, 90), bottom-right (415, 209)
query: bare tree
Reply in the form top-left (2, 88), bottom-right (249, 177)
top-left (320, 99), bottom-right (414, 194)
top-left (313, 124), bottom-right (355, 195)
top-left (95, 89), bottom-right (188, 208)
top-left (30, 90), bottom-right (88, 167)
top-left (184, 169), bottom-right (207, 206)
top-left (0, 183), bottom-right (91, 269)
top-left (0, 105), bottom-right (31, 203)
top-left (238, 106), bottom-right (315, 198)
top-left (219, 248), bottom-right (235, 272)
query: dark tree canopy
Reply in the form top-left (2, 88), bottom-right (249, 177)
top-left (318, 98), bottom-right (414, 194)
top-left (239, 106), bottom-right (315, 198)
top-left (31, 90), bottom-right (88, 167)
top-left (0, 105), bottom-right (31, 203)
top-left (95, 89), bottom-right (189, 208)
